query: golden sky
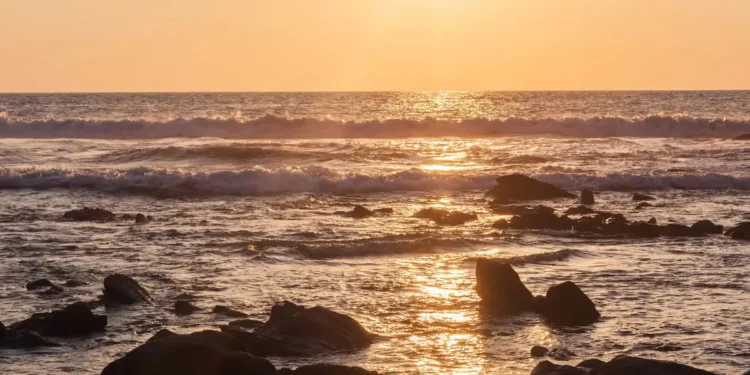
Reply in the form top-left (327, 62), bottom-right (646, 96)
top-left (2, 0), bottom-right (749, 92)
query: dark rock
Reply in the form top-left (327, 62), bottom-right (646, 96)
top-left (121, 214), bottom-right (135, 220)
top-left (635, 202), bottom-right (652, 209)
top-left (647, 217), bottom-right (657, 224)
top-left (487, 174), bottom-right (575, 203)
top-left (103, 274), bottom-right (152, 305)
top-left (660, 224), bottom-right (705, 237)
top-left (588, 355), bottom-right (716, 375)
top-left (134, 213), bottom-right (148, 224)
top-left (100, 330), bottom-right (276, 375)
top-left (351, 205), bottom-right (373, 218)
top-left (492, 219), bottom-right (510, 229)
top-left (548, 347), bottom-right (576, 361)
top-left (9, 301), bottom-right (106, 337)
top-left (626, 221), bottom-right (661, 238)
top-left (531, 295), bottom-right (547, 313)
top-left (580, 189), bottom-right (595, 205)
top-left (731, 230), bottom-right (750, 240)
top-left (542, 281), bottom-right (600, 326)
top-left (490, 205), bottom-right (552, 215)
top-left (175, 301), bottom-right (201, 315)
top-left (475, 259), bottom-right (534, 314)
top-left (531, 360), bottom-right (586, 375)
top-left (213, 305), bottom-right (249, 318)
top-left (0, 327), bottom-right (60, 349)
top-left (565, 206), bottom-right (595, 215)
top-left (632, 193), bottom-right (655, 201)
top-left (724, 222), bottom-right (750, 237)
top-left (279, 364), bottom-right (379, 375)
top-left (531, 345), bottom-right (550, 357)
top-left (414, 208), bottom-right (478, 226)
top-left (39, 285), bottom-right (64, 295)
top-left (26, 279), bottom-right (55, 290)
top-left (690, 220), bottom-right (723, 235)
top-left (63, 280), bottom-right (87, 287)
top-left (146, 328), bottom-right (178, 343)
top-left (508, 209), bottom-right (574, 231)
top-left (63, 207), bottom-right (116, 222)
top-left (372, 208), bottom-right (394, 214)
top-left (228, 319), bottom-right (264, 330)
top-left (225, 301), bottom-right (373, 357)
top-left (577, 359), bottom-right (606, 369)
top-left (734, 133), bottom-right (750, 140)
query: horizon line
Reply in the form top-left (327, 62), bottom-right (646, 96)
top-left (2, 89), bottom-right (750, 95)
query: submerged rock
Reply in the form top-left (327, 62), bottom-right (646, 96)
top-left (279, 364), bottom-right (379, 375)
top-left (487, 174), bottom-right (575, 203)
top-left (103, 274), bottom-right (152, 305)
top-left (540, 281), bottom-right (600, 326)
top-left (223, 301), bottom-right (373, 357)
top-left (100, 330), bottom-right (276, 375)
top-left (414, 208), bottom-right (478, 226)
top-left (531, 345), bottom-right (550, 357)
top-left (174, 300), bottom-right (201, 315)
top-left (9, 301), bottom-right (106, 337)
top-left (475, 259), bottom-right (534, 314)
top-left (26, 279), bottom-right (56, 290)
top-left (335, 205), bottom-right (382, 218)
top-left (213, 305), bottom-right (249, 318)
top-left (580, 189), bottom-right (595, 205)
top-left (63, 207), bottom-right (116, 222)
top-left (632, 193), bottom-right (655, 201)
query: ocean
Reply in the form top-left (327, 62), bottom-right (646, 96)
top-left (0, 91), bottom-right (748, 374)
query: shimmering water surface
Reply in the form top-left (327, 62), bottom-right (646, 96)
top-left (0, 92), bottom-right (749, 375)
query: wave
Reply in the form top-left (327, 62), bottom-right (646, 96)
top-left (96, 145), bottom-right (321, 163)
top-left (295, 236), bottom-right (484, 259)
top-left (468, 249), bottom-right (583, 266)
top-left (3, 114), bottom-right (750, 139)
top-left (2, 167), bottom-right (750, 196)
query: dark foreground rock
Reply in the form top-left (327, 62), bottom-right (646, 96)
top-left (279, 364), bottom-right (379, 375)
top-left (103, 274), bottom-right (152, 305)
top-left (9, 302), bottom-right (106, 337)
top-left (531, 355), bottom-right (717, 375)
top-left (476, 261), bottom-right (599, 325)
top-left (63, 207), bottom-right (116, 221)
top-left (488, 174), bottom-right (575, 203)
top-left (101, 330), bottom-right (276, 375)
top-left (475, 258), bottom-right (534, 314)
top-left (221, 301), bottom-right (373, 357)
top-left (414, 208), bottom-right (478, 226)
top-left (541, 282), bottom-right (600, 326)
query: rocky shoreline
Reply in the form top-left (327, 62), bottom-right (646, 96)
top-left (2, 174), bottom-right (746, 374)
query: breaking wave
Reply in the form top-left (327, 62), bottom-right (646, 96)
top-left (2, 167), bottom-right (750, 196)
top-left (3, 114), bottom-right (750, 139)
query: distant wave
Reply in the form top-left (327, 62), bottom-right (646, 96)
top-left (467, 249), bottom-right (583, 266)
top-left (3, 114), bottom-right (750, 139)
top-left (2, 167), bottom-right (750, 196)
top-left (97, 145), bottom-right (321, 163)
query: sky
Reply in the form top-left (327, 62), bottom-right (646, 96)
top-left (1, 0), bottom-right (750, 92)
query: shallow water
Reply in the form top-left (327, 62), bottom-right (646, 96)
top-left (1, 92), bottom-right (749, 374)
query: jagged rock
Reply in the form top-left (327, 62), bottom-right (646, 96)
top-left (174, 301), bottom-right (201, 315)
top-left (100, 330), bottom-right (276, 375)
top-left (541, 281), bottom-right (600, 326)
top-left (103, 274), bottom-right (152, 305)
top-left (531, 345), bottom-right (550, 357)
top-left (414, 208), bottom-right (478, 225)
top-left (279, 364), bottom-right (379, 375)
top-left (580, 190), bottom-right (595, 205)
top-left (228, 319), bottom-right (264, 330)
top-left (9, 301), bottom-right (106, 337)
top-left (632, 193), bottom-right (655, 201)
top-left (135, 213), bottom-right (148, 224)
top-left (213, 305), bottom-right (249, 318)
top-left (26, 279), bottom-right (56, 290)
top-left (488, 174), bottom-right (575, 203)
top-left (222, 301), bottom-right (373, 357)
top-left (565, 206), bottom-right (596, 215)
top-left (690, 220), bottom-right (723, 234)
top-left (63, 207), bottom-right (116, 221)
top-left (475, 259), bottom-right (534, 314)
top-left (635, 202), bottom-right (652, 209)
